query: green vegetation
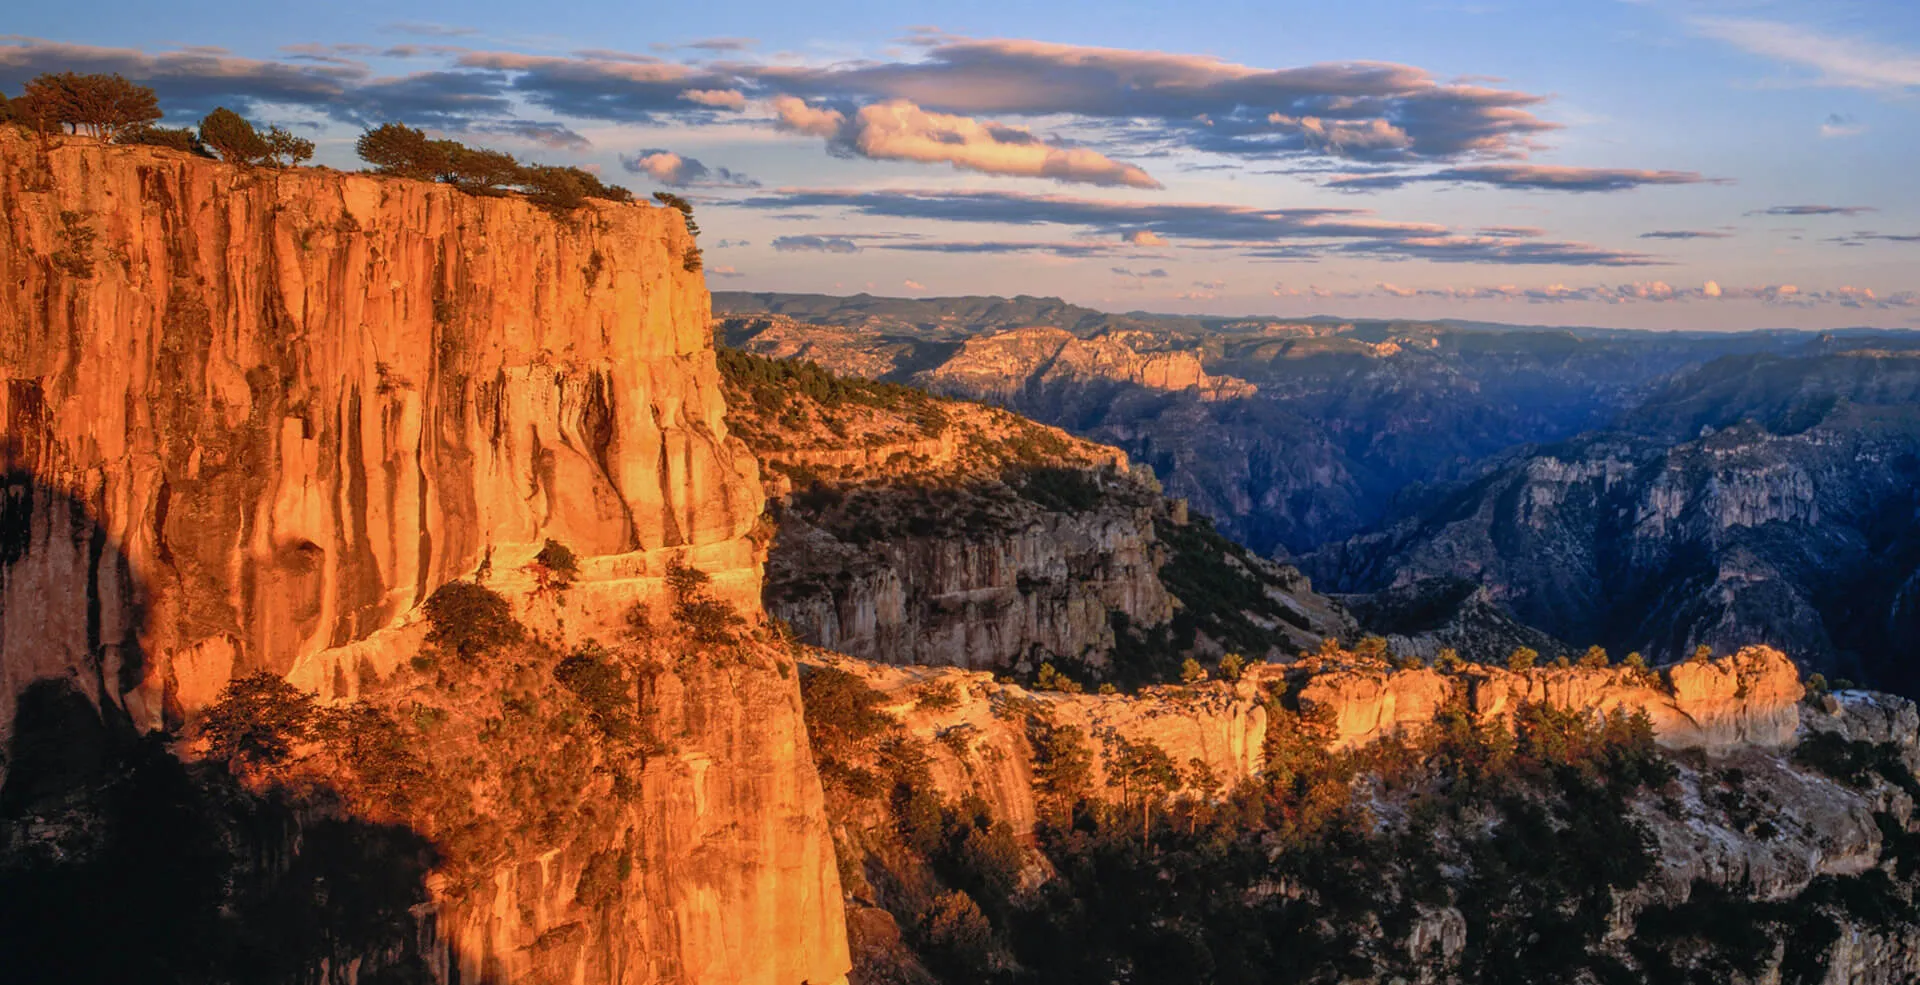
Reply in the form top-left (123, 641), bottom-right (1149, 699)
top-left (717, 345), bottom-right (951, 439)
top-left (534, 538), bottom-right (579, 588)
top-left (114, 124), bottom-right (208, 154)
top-left (422, 580), bottom-right (523, 659)
top-left (653, 191), bottom-right (703, 270)
top-left (197, 107), bottom-right (313, 167)
top-left (665, 558), bottom-right (744, 645)
top-left (196, 672), bottom-right (318, 767)
top-left (814, 662), bottom-right (1787, 985)
top-left (353, 122), bottom-right (633, 212)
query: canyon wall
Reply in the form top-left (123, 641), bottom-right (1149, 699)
top-left (813, 644), bottom-right (1808, 836)
top-left (0, 133), bottom-right (846, 985)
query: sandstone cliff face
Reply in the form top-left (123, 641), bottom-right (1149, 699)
top-left (813, 645), bottom-right (1808, 835)
top-left (0, 134), bottom-right (846, 985)
top-left (922, 326), bottom-right (1256, 402)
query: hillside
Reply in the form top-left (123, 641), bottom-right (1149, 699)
top-left (716, 347), bottom-right (1353, 687)
top-left (1309, 351), bottom-right (1920, 694)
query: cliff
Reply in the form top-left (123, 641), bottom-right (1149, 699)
top-left (0, 133), bottom-right (846, 985)
top-left (809, 643), bottom-right (1920, 984)
top-left (718, 348), bottom-right (1351, 683)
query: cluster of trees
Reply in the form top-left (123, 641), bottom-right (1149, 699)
top-left (1, 72), bottom-right (311, 165)
top-left (353, 122), bottom-right (637, 216)
top-left (4, 73), bottom-right (707, 229)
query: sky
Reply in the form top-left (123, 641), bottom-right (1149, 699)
top-left (5, 0), bottom-right (1918, 330)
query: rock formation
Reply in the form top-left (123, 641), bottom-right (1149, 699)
top-left (718, 348), bottom-right (1351, 680)
top-left (0, 133), bottom-right (846, 985)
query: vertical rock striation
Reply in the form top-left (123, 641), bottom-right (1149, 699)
top-left (0, 133), bottom-right (846, 985)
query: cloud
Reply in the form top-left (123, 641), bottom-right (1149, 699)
top-left (1695, 18), bottom-right (1920, 91)
top-left (771, 96), bottom-right (1159, 188)
top-left (1272, 283), bottom-right (1366, 299)
top-left (1328, 164), bottom-right (1717, 193)
top-left (1826, 231), bottom-right (1920, 246)
top-left (707, 265), bottom-right (746, 278)
top-left (1123, 230), bottom-right (1168, 246)
top-left (0, 37), bottom-right (364, 119)
top-left (712, 239), bottom-right (751, 248)
top-left (680, 88), bottom-right (747, 109)
top-left (466, 120), bottom-right (591, 149)
top-left (1175, 289), bottom-right (1218, 300)
top-left (385, 22), bottom-right (479, 38)
top-left (1640, 229), bottom-right (1733, 240)
top-left (685, 38), bottom-right (756, 52)
top-left (1111, 267), bottom-right (1170, 278)
top-left (1820, 113), bottom-right (1867, 138)
top-left (741, 35), bottom-right (1558, 162)
top-left (1359, 279), bottom-right (1920, 309)
top-left (880, 240), bottom-right (1138, 257)
top-left (772, 235), bottom-right (863, 253)
top-left (735, 187), bottom-right (1662, 266)
top-left (455, 49), bottom-right (744, 123)
top-left (619, 149), bottom-right (759, 187)
top-left (903, 279), bottom-right (927, 290)
top-left (1748, 205), bottom-right (1877, 216)
top-left (1192, 279), bottom-right (1226, 290)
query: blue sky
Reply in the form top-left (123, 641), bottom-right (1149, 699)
top-left (6, 0), bottom-right (1917, 329)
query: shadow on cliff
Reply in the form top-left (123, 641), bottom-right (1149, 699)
top-left (0, 469), bottom-right (441, 985)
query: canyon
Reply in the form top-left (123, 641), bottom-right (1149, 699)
top-left (2, 137), bottom-right (1919, 985)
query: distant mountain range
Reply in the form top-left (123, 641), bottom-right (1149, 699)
top-left (715, 290), bottom-right (1920, 693)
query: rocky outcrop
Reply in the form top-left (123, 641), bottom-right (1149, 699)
top-left (815, 645), bottom-right (1809, 832)
top-left (1296, 645), bottom-right (1804, 752)
top-left (719, 347), bottom-right (1350, 679)
top-left (923, 327), bottom-right (1257, 402)
top-left (0, 134), bottom-right (846, 985)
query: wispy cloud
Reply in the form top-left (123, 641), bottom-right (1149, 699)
top-left (735, 187), bottom-right (1663, 266)
top-left (1695, 18), bottom-right (1920, 91)
top-left (1819, 113), bottom-right (1867, 138)
top-left (1748, 205), bottom-right (1877, 217)
top-left (1329, 164), bottom-right (1718, 193)
top-left (1640, 229), bottom-right (1733, 240)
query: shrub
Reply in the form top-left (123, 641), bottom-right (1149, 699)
top-left (264, 126), bottom-right (314, 166)
top-left (422, 580), bottom-right (523, 659)
top-left (1180, 658), bottom-right (1207, 685)
top-left (553, 644), bottom-right (635, 740)
top-left (1507, 647), bottom-right (1539, 672)
top-left (199, 107), bottom-right (270, 164)
top-left (1578, 645), bottom-right (1611, 670)
top-left (16, 72), bottom-right (160, 138)
top-left (800, 665), bottom-right (895, 750)
top-left (916, 680), bottom-right (963, 711)
top-left (1218, 652), bottom-right (1247, 682)
top-left (114, 124), bottom-right (207, 154)
top-left (534, 538), bottom-right (579, 588)
top-left (664, 558), bottom-right (743, 644)
top-left (1033, 662), bottom-right (1083, 694)
top-left (1689, 645), bottom-right (1714, 664)
top-left (198, 672), bottom-right (317, 767)
top-left (357, 123), bottom-right (449, 180)
top-left (443, 143), bottom-right (521, 195)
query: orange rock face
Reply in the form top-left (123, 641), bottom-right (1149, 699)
top-left (1298, 645), bottom-right (1805, 753)
top-left (0, 133), bottom-right (846, 985)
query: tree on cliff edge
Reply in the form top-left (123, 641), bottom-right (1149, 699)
top-left (15, 72), bottom-right (160, 139)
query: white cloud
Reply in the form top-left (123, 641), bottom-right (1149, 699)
top-left (1696, 18), bottom-right (1920, 90)
top-left (771, 96), bottom-right (1160, 188)
top-left (680, 88), bottom-right (746, 109)
top-left (903, 279), bottom-right (926, 290)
